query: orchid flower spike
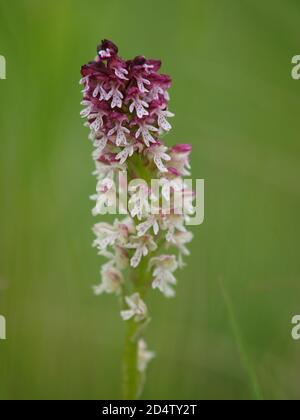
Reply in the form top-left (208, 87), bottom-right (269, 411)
top-left (80, 40), bottom-right (195, 399)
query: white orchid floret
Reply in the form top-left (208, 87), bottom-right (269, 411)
top-left (129, 97), bottom-right (149, 119)
top-left (87, 111), bottom-right (106, 133)
top-left (127, 235), bottom-right (158, 268)
top-left (116, 216), bottom-right (136, 237)
top-left (116, 141), bottom-right (144, 165)
top-left (96, 177), bottom-right (115, 194)
top-left (136, 215), bottom-right (159, 237)
top-left (150, 255), bottom-right (178, 298)
top-left (121, 293), bottom-right (148, 322)
top-left (137, 339), bottom-right (155, 373)
top-left (156, 108), bottom-right (174, 132)
top-left (115, 219), bottom-right (135, 246)
top-left (114, 67), bottom-right (129, 80)
top-left (146, 145), bottom-right (171, 173)
top-left (90, 178), bottom-right (116, 216)
top-left (161, 214), bottom-right (187, 243)
top-left (169, 231), bottom-right (193, 257)
top-left (93, 219), bottom-right (132, 254)
top-left (128, 182), bottom-right (151, 221)
top-left (182, 186), bottom-right (196, 219)
top-left (80, 100), bottom-right (93, 118)
top-left (157, 178), bottom-right (194, 217)
top-left (116, 144), bottom-right (135, 165)
top-left (93, 222), bottom-right (119, 253)
top-left (107, 122), bottom-right (130, 146)
top-left (156, 177), bottom-right (183, 203)
top-left (80, 76), bottom-right (89, 90)
top-left (99, 48), bottom-right (112, 59)
top-left (93, 262), bottom-right (124, 296)
top-left (106, 84), bottom-right (123, 109)
top-left (92, 136), bottom-right (108, 160)
top-left (135, 123), bottom-right (158, 147)
top-left (146, 85), bottom-right (166, 102)
top-left (92, 83), bottom-right (108, 100)
top-left (136, 76), bottom-right (151, 93)
top-left (168, 149), bottom-right (191, 177)
top-left (92, 161), bottom-right (123, 181)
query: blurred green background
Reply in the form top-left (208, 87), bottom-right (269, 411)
top-left (0, 0), bottom-right (300, 400)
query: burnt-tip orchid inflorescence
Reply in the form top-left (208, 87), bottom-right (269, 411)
top-left (80, 40), bottom-right (194, 398)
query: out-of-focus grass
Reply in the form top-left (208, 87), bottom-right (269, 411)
top-left (219, 278), bottom-right (263, 400)
top-left (0, 0), bottom-right (300, 400)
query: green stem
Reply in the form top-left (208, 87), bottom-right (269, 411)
top-left (122, 318), bottom-right (141, 400)
top-left (121, 157), bottom-right (158, 399)
top-left (121, 257), bottom-right (150, 400)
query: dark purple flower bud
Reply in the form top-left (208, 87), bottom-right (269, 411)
top-left (81, 61), bottom-right (108, 78)
top-left (97, 152), bottom-right (118, 164)
top-left (97, 39), bottom-right (119, 59)
top-left (149, 73), bottom-right (172, 89)
top-left (145, 59), bottom-right (161, 72)
top-left (131, 56), bottom-right (147, 66)
top-left (171, 144), bottom-right (192, 154)
top-left (168, 167), bottom-right (181, 176)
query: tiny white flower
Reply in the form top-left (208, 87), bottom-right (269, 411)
top-left (79, 76), bottom-right (88, 85)
top-left (93, 219), bottom-right (133, 255)
top-left (121, 293), bottom-right (148, 322)
top-left (114, 67), bottom-right (129, 80)
top-left (92, 83), bottom-right (108, 101)
top-left (93, 222), bottom-right (119, 253)
top-left (129, 97), bottom-right (149, 119)
top-left (136, 216), bottom-right (159, 237)
top-left (161, 214), bottom-right (187, 243)
top-left (169, 148), bottom-right (192, 177)
top-left (136, 76), bottom-right (151, 93)
top-left (162, 178), bottom-right (181, 201)
top-left (88, 112), bottom-right (105, 132)
top-left (169, 231), bottom-right (193, 256)
top-left (156, 109), bottom-right (174, 132)
top-left (156, 178), bottom-right (184, 216)
top-left (106, 85), bottom-right (123, 109)
top-left (80, 100), bottom-right (93, 118)
top-left (127, 235), bottom-right (158, 268)
top-left (116, 144), bottom-right (135, 164)
top-left (182, 187), bottom-right (196, 220)
top-left (91, 178), bottom-right (116, 216)
top-left (143, 63), bottom-right (155, 74)
top-left (146, 85), bottom-right (164, 101)
top-left (138, 339), bottom-right (155, 373)
top-left (108, 123), bottom-right (130, 146)
top-left (92, 161), bottom-right (123, 181)
top-left (93, 262), bottom-right (123, 295)
top-left (146, 145), bottom-right (171, 173)
top-left (128, 183), bottom-right (151, 221)
top-left (99, 48), bottom-right (112, 59)
top-left (81, 83), bottom-right (90, 95)
top-left (92, 136), bottom-right (108, 160)
top-left (150, 255), bottom-right (178, 298)
top-left (135, 124), bottom-right (158, 147)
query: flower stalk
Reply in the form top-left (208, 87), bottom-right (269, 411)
top-left (122, 318), bottom-right (140, 399)
top-left (80, 40), bottom-right (194, 399)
